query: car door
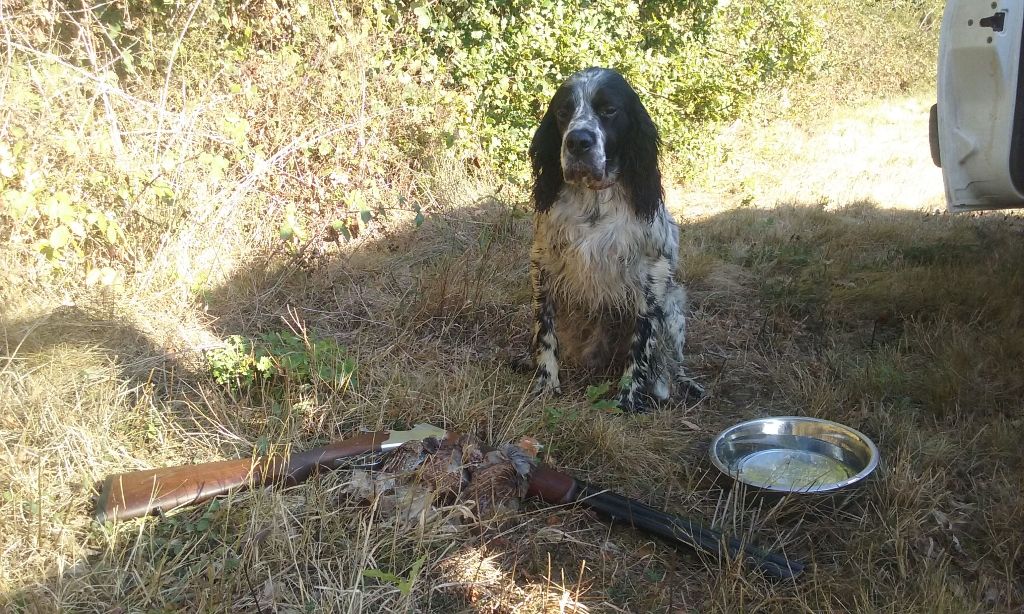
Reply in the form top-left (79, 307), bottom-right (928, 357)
top-left (931, 0), bottom-right (1024, 211)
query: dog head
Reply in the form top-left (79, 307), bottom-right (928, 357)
top-left (529, 67), bottom-right (663, 219)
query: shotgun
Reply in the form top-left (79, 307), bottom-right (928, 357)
top-left (95, 424), bottom-right (804, 580)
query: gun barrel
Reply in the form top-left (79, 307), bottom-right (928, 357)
top-left (526, 465), bottom-right (804, 581)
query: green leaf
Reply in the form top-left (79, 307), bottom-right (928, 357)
top-left (48, 225), bottom-right (71, 249)
top-left (330, 219), bottom-right (352, 240)
top-left (644, 567), bottom-right (665, 582)
top-left (317, 364), bottom-right (335, 381)
top-left (199, 152), bottom-right (230, 179)
top-left (99, 267), bottom-right (117, 286)
top-left (413, 6), bottom-right (431, 30)
top-left (409, 555), bottom-right (425, 582)
top-left (87, 211), bottom-right (106, 232)
top-left (255, 355), bottom-right (275, 374)
top-left (363, 569), bottom-right (400, 583)
top-left (414, 211), bottom-right (425, 227)
top-left (593, 399), bottom-right (621, 412)
top-left (586, 381), bottom-right (611, 402)
top-left (43, 192), bottom-right (75, 221)
top-left (4, 190), bottom-right (36, 220)
top-left (151, 181), bottom-right (174, 200)
top-left (359, 209), bottom-right (372, 224)
top-left (105, 218), bottom-right (121, 243)
top-left (85, 268), bottom-right (102, 286)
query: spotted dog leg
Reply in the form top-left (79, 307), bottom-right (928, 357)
top-left (618, 266), bottom-right (671, 413)
top-left (663, 282), bottom-right (706, 400)
top-left (530, 259), bottom-right (561, 397)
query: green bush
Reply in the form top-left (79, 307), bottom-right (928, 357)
top-left (373, 0), bottom-right (820, 180)
top-left (2, 0), bottom-right (819, 290)
top-left (207, 331), bottom-right (357, 396)
top-left (2, 0), bottom-right (447, 287)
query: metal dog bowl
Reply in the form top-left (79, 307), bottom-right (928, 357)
top-left (709, 417), bottom-right (879, 494)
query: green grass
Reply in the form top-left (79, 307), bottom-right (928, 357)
top-left (5, 0), bottom-right (1024, 612)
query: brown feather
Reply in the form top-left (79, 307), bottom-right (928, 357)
top-left (463, 444), bottom-right (535, 520)
top-left (379, 437), bottom-right (437, 474)
top-left (384, 435), bottom-right (485, 499)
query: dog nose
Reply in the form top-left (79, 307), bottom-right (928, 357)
top-left (565, 129), bottom-right (596, 155)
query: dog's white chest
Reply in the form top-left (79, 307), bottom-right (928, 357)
top-left (534, 187), bottom-right (657, 308)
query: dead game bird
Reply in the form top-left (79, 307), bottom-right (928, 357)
top-left (415, 434), bottom-right (485, 498)
top-left (342, 436), bottom-right (441, 504)
top-left (463, 439), bottom-right (539, 520)
top-left (380, 436), bottom-right (441, 474)
top-left (380, 434), bottom-right (484, 499)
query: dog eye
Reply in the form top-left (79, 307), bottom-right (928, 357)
top-left (556, 107), bottom-right (572, 121)
top-left (599, 106), bottom-right (617, 118)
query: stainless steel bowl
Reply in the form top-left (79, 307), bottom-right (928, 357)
top-left (709, 416), bottom-right (880, 494)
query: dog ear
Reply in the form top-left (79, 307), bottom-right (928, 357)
top-left (621, 95), bottom-right (663, 221)
top-left (529, 105), bottom-right (564, 214)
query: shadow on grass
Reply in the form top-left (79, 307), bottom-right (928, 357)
top-left (4, 200), bottom-right (1024, 611)
top-left (1, 195), bottom-right (568, 613)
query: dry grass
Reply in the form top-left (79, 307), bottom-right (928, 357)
top-left (676, 96), bottom-right (946, 215)
top-left (792, 0), bottom-right (944, 114)
top-left (675, 0), bottom-right (947, 214)
top-left (3, 0), bottom-right (1024, 612)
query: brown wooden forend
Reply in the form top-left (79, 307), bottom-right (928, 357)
top-left (525, 464), bottom-right (580, 505)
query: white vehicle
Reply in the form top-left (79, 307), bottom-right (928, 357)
top-left (931, 0), bottom-right (1024, 211)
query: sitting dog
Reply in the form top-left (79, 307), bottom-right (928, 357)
top-left (527, 67), bottom-right (702, 412)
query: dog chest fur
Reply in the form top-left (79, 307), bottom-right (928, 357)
top-left (532, 185), bottom-right (679, 311)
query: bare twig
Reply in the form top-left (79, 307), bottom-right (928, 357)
top-left (153, 0), bottom-right (203, 164)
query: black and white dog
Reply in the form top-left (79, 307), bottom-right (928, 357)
top-left (527, 67), bottom-right (703, 412)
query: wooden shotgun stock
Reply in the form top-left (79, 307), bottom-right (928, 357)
top-left (94, 424), bottom-right (447, 523)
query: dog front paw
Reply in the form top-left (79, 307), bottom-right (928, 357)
top-left (616, 389), bottom-right (651, 413)
top-left (530, 374), bottom-right (562, 398)
top-left (676, 375), bottom-right (707, 401)
top-left (504, 351), bottom-right (536, 374)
